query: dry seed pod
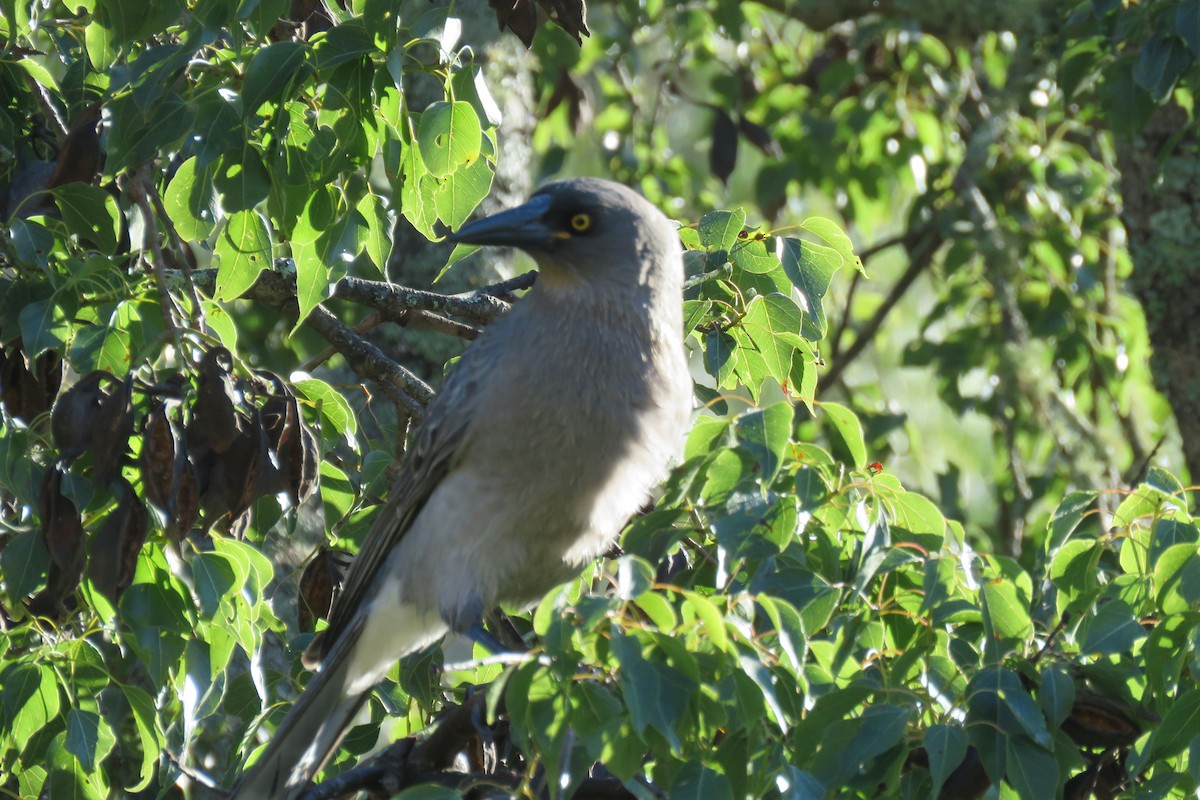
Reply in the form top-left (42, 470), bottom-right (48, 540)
top-left (87, 478), bottom-right (147, 604)
top-left (201, 411), bottom-right (268, 529)
top-left (296, 424), bottom-right (319, 505)
top-left (261, 388), bottom-right (318, 506)
top-left (90, 373), bottom-right (134, 483)
top-left (30, 466), bottom-right (86, 617)
top-left (51, 370), bottom-right (110, 460)
top-left (0, 342), bottom-right (62, 421)
top-left (1062, 690), bottom-right (1143, 749)
top-left (260, 389), bottom-right (297, 500)
top-left (140, 401), bottom-right (177, 513)
top-left (539, 0), bottom-right (588, 41)
top-left (297, 547), bottom-right (349, 633)
top-left (168, 457), bottom-right (200, 540)
top-left (190, 347), bottom-right (241, 456)
top-left (489, 0), bottom-right (537, 46)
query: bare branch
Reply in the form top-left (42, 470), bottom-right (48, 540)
top-left (192, 269), bottom-right (433, 417)
top-left (126, 165), bottom-right (179, 346)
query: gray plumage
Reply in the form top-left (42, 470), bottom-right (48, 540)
top-left (230, 178), bottom-right (692, 799)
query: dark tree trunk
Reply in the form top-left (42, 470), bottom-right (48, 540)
top-left (1117, 102), bottom-right (1200, 482)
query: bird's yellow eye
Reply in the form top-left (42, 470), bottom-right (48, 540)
top-left (570, 213), bottom-right (592, 233)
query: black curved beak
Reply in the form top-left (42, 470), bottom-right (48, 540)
top-left (448, 194), bottom-right (559, 249)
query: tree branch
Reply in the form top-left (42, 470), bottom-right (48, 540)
top-left (822, 226), bottom-right (944, 391)
top-left (192, 268), bottom-right (433, 417)
top-left (334, 270), bottom-right (535, 325)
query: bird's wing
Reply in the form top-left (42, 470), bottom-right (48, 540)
top-left (305, 332), bottom-right (502, 664)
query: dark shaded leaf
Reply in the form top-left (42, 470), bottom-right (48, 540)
top-left (710, 109), bottom-right (738, 185)
top-left (737, 115), bottom-right (782, 158)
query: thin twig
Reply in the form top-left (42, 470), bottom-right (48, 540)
top-left (198, 268), bottom-right (434, 417)
top-left (147, 179), bottom-right (206, 329)
top-left (127, 165), bottom-right (179, 346)
top-left (306, 304), bottom-right (433, 417)
top-left (823, 226), bottom-right (945, 391)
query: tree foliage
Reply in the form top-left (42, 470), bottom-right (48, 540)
top-left (2, 1), bottom-right (1200, 799)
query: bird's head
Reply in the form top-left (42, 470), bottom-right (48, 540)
top-left (448, 178), bottom-right (679, 287)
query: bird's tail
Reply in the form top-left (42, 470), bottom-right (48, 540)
top-left (229, 644), bottom-right (367, 800)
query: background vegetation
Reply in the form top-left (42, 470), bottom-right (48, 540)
top-left (2, 0), bottom-right (1200, 797)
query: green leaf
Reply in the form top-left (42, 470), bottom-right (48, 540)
top-left (242, 42), bottom-right (310, 117)
top-left (356, 192), bottom-right (393, 275)
top-left (1148, 688), bottom-right (1200, 760)
top-left (981, 578), bottom-right (1033, 645)
top-left (779, 237), bottom-right (841, 340)
top-left (64, 709), bottom-right (116, 772)
top-left (682, 591), bottom-right (729, 652)
top-left (704, 329), bottom-right (741, 389)
top-left (163, 156), bottom-right (216, 240)
top-left (189, 91), bottom-right (243, 165)
top-left (924, 724), bottom-right (968, 797)
top-left (0, 531), bottom-right (47, 601)
top-left (734, 402), bottom-right (793, 487)
top-left (211, 536), bottom-right (275, 598)
top-left (293, 375), bottom-right (357, 441)
top-left (1046, 491), bottom-right (1096, 551)
top-left (213, 149), bottom-right (272, 213)
top-left (669, 761), bottom-right (733, 800)
top-left (1154, 543), bottom-right (1200, 615)
top-left (729, 234), bottom-right (776, 273)
top-left (193, 551), bottom-right (240, 616)
top-left (202, 299), bottom-right (239, 352)
top-left (120, 685), bottom-right (161, 792)
top-left (819, 401), bottom-right (867, 469)
top-left (840, 705), bottom-right (911, 776)
top-left (611, 630), bottom-right (695, 751)
top-left (85, 17), bottom-right (116, 70)
top-left (417, 101), bottom-right (482, 178)
top-left (740, 293), bottom-right (805, 383)
top-left (799, 217), bottom-right (864, 275)
top-left (70, 318), bottom-right (131, 374)
top-left (1038, 666), bottom-right (1074, 729)
top-left (214, 210), bottom-right (271, 301)
top-left (1005, 736), bottom-right (1057, 800)
top-left (1133, 33), bottom-right (1191, 102)
top-left (1081, 599), bottom-right (1146, 655)
top-left (312, 17), bottom-right (376, 70)
top-left (400, 141), bottom-right (439, 240)
top-left (699, 209), bottom-right (745, 252)
top-left (53, 184), bottom-right (120, 253)
top-left (1, 663), bottom-right (61, 747)
top-left (738, 654), bottom-right (789, 732)
top-left (292, 236), bottom-right (331, 330)
top-left (433, 154), bottom-right (493, 228)
top-left (18, 298), bottom-right (72, 357)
